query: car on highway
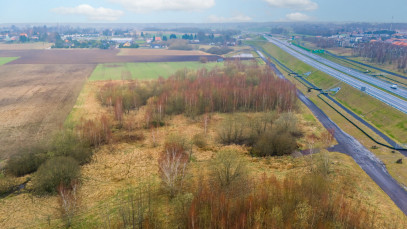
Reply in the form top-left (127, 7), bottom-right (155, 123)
top-left (391, 85), bottom-right (398, 89)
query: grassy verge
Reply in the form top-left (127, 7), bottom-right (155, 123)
top-left (0, 57), bottom-right (18, 66)
top-left (89, 62), bottom-right (223, 81)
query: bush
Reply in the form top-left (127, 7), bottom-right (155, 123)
top-left (217, 115), bottom-right (249, 145)
top-left (34, 157), bottom-right (80, 194)
top-left (168, 40), bottom-right (193, 50)
top-left (252, 130), bottom-right (297, 157)
top-left (50, 131), bottom-right (92, 165)
top-left (273, 112), bottom-right (301, 136)
top-left (206, 47), bottom-right (233, 55)
top-left (165, 134), bottom-right (188, 150)
top-left (199, 57), bottom-right (208, 63)
top-left (192, 133), bottom-right (207, 149)
top-left (0, 175), bottom-right (21, 196)
top-left (6, 146), bottom-right (48, 177)
top-left (211, 149), bottom-right (248, 188)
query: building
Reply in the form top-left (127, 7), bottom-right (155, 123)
top-left (111, 38), bottom-right (133, 44)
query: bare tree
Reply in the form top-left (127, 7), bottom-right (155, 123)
top-left (58, 180), bottom-right (79, 227)
top-left (158, 144), bottom-right (189, 198)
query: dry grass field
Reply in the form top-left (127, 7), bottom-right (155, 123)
top-left (0, 64), bottom-right (95, 160)
top-left (1, 79), bottom-right (405, 228)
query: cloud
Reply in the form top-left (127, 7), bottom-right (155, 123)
top-left (285, 12), bottom-right (311, 21)
top-left (264, 0), bottom-right (318, 11)
top-left (52, 4), bottom-right (124, 21)
top-left (208, 14), bottom-right (253, 23)
top-left (109, 0), bottom-right (215, 13)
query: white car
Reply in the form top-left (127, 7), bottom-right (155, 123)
top-left (391, 85), bottom-right (398, 89)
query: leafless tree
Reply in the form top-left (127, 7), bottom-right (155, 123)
top-left (58, 180), bottom-right (79, 227)
top-left (158, 144), bottom-right (189, 198)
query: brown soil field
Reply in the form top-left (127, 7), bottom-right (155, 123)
top-left (118, 48), bottom-right (209, 56)
top-left (0, 49), bottom-right (220, 65)
top-left (0, 64), bottom-right (95, 160)
top-left (0, 43), bottom-right (53, 50)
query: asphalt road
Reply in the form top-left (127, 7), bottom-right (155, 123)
top-left (283, 39), bottom-right (407, 98)
top-left (264, 36), bottom-right (407, 114)
top-left (256, 49), bottom-right (407, 215)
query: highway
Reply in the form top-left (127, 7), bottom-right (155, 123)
top-left (264, 35), bottom-right (407, 114)
top-left (280, 39), bottom-right (407, 99)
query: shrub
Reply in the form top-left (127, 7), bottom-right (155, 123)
top-left (0, 175), bottom-right (21, 196)
top-left (396, 158), bottom-right (403, 164)
top-left (252, 130), bottom-right (297, 157)
top-left (76, 115), bottom-right (113, 147)
top-left (217, 115), bottom-right (249, 145)
top-left (6, 146), bottom-right (48, 177)
top-left (168, 40), bottom-right (193, 50)
top-left (210, 149), bottom-right (248, 190)
top-left (34, 157), bottom-right (80, 194)
top-left (206, 47), bottom-right (233, 55)
top-left (50, 131), bottom-right (92, 165)
top-left (199, 57), bottom-right (208, 63)
top-left (165, 134), bottom-right (188, 150)
top-left (273, 112), bottom-right (301, 136)
top-left (192, 133), bottom-right (207, 149)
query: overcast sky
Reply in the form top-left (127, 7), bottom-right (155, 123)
top-left (0, 0), bottom-right (406, 24)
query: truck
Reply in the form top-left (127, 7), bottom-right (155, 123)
top-left (391, 84), bottom-right (398, 89)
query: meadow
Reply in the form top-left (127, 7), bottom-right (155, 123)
top-left (89, 61), bottom-right (223, 81)
top-left (0, 57), bottom-right (18, 65)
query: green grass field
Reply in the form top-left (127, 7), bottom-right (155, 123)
top-left (0, 57), bottom-right (18, 66)
top-left (249, 40), bottom-right (407, 144)
top-left (89, 62), bottom-right (223, 81)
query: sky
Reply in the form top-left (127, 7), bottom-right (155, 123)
top-left (0, 0), bottom-right (406, 24)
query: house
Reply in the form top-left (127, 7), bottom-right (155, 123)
top-left (155, 37), bottom-right (162, 42)
top-left (151, 44), bottom-right (162, 49)
top-left (123, 42), bottom-right (131, 47)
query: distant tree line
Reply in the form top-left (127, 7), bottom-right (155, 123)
top-left (303, 37), bottom-right (337, 49)
top-left (52, 35), bottom-right (113, 49)
top-left (353, 42), bottom-right (407, 71)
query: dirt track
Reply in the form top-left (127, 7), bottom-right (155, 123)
top-left (0, 49), bottom-right (220, 64)
top-left (0, 64), bottom-right (95, 160)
